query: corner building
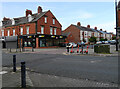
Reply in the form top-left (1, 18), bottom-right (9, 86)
top-left (2, 6), bottom-right (66, 48)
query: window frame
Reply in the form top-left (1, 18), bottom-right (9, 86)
top-left (41, 26), bottom-right (44, 34)
top-left (7, 30), bottom-right (10, 36)
top-left (20, 27), bottom-right (23, 35)
top-left (13, 29), bottom-right (15, 36)
top-left (53, 18), bottom-right (55, 24)
top-left (44, 17), bottom-right (47, 23)
top-left (50, 27), bottom-right (53, 35)
top-left (26, 26), bottom-right (30, 35)
top-left (54, 28), bottom-right (57, 35)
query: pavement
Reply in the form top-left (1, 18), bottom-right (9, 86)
top-left (1, 67), bottom-right (118, 88)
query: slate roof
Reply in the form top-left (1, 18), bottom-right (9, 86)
top-left (62, 32), bottom-right (71, 37)
top-left (2, 11), bottom-right (48, 27)
top-left (72, 24), bottom-right (95, 32)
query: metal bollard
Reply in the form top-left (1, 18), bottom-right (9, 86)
top-left (67, 47), bottom-right (69, 53)
top-left (10, 48), bottom-right (11, 52)
top-left (32, 47), bottom-right (34, 52)
top-left (21, 61), bottom-right (26, 88)
top-left (13, 55), bottom-right (16, 72)
top-left (81, 45), bottom-right (83, 54)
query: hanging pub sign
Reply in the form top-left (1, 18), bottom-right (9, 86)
top-left (60, 36), bottom-right (63, 38)
top-left (39, 35), bottom-right (45, 38)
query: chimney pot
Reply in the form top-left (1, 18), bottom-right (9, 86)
top-left (100, 29), bottom-right (102, 31)
top-left (26, 9), bottom-right (32, 17)
top-left (87, 25), bottom-right (90, 28)
top-left (77, 22), bottom-right (81, 26)
top-left (94, 27), bottom-right (97, 30)
top-left (38, 6), bottom-right (42, 13)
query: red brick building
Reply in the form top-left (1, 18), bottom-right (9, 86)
top-left (63, 22), bottom-right (113, 44)
top-left (2, 6), bottom-right (66, 48)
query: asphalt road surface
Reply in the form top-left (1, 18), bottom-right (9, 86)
top-left (2, 51), bottom-right (118, 85)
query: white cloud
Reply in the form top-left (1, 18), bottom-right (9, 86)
top-left (92, 21), bottom-right (116, 33)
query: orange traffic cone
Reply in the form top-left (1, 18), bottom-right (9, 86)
top-left (70, 45), bottom-right (73, 53)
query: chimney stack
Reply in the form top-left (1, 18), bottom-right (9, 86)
top-left (77, 22), bottom-right (81, 26)
top-left (38, 6), bottom-right (42, 13)
top-left (94, 27), bottom-right (97, 30)
top-left (87, 25), bottom-right (90, 28)
top-left (100, 29), bottom-right (102, 31)
top-left (3, 17), bottom-right (10, 21)
top-left (26, 9), bottom-right (32, 17)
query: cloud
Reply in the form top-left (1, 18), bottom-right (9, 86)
top-left (92, 21), bottom-right (116, 33)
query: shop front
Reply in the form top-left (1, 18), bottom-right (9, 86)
top-left (37, 34), bottom-right (66, 47)
top-left (20, 34), bottom-right (66, 48)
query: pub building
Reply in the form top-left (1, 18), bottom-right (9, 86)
top-left (2, 6), bottom-right (66, 49)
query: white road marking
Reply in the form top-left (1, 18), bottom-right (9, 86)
top-left (0, 71), bottom-right (8, 75)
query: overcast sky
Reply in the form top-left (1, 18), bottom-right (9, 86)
top-left (0, 2), bottom-right (117, 33)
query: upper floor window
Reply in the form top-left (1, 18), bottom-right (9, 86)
top-left (26, 26), bottom-right (29, 34)
top-left (41, 26), bottom-right (44, 34)
top-left (53, 19), bottom-right (55, 24)
top-left (20, 27), bottom-right (23, 35)
top-left (7, 30), bottom-right (10, 36)
top-left (2, 30), bottom-right (4, 36)
top-left (50, 27), bottom-right (52, 35)
top-left (44, 17), bottom-right (47, 23)
top-left (13, 29), bottom-right (15, 36)
top-left (54, 28), bottom-right (56, 35)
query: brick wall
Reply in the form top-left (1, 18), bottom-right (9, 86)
top-left (37, 10), bottom-right (62, 35)
top-left (3, 23), bottom-right (36, 36)
top-left (63, 25), bottom-right (80, 43)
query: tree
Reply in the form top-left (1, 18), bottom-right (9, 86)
top-left (112, 36), bottom-right (116, 40)
top-left (89, 37), bottom-right (97, 43)
top-left (100, 38), bottom-right (108, 41)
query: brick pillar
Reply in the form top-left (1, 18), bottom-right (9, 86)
top-left (36, 37), bottom-right (39, 48)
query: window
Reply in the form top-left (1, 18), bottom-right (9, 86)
top-left (53, 19), bottom-right (55, 24)
top-left (13, 29), bottom-right (15, 36)
top-left (50, 27), bottom-right (52, 35)
top-left (41, 26), bottom-right (44, 34)
top-left (20, 27), bottom-right (23, 35)
top-left (2, 30), bottom-right (4, 36)
top-left (54, 28), bottom-right (56, 35)
top-left (7, 30), bottom-right (10, 36)
top-left (44, 17), bottom-right (47, 23)
top-left (26, 26), bottom-right (29, 34)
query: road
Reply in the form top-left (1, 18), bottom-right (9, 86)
top-left (2, 50), bottom-right (118, 85)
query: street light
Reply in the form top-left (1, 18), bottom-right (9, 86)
top-left (115, 0), bottom-right (119, 51)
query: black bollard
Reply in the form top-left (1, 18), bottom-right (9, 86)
top-left (21, 61), bottom-right (26, 88)
top-left (10, 48), bottom-right (11, 52)
top-left (13, 55), bottom-right (16, 72)
top-left (32, 47), bottom-right (34, 52)
top-left (67, 47), bottom-right (69, 53)
top-left (81, 45), bottom-right (83, 54)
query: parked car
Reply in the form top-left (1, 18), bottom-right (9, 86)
top-left (96, 41), bottom-right (102, 44)
top-left (109, 40), bottom-right (116, 45)
top-left (66, 42), bottom-right (77, 48)
top-left (104, 41), bottom-right (109, 44)
top-left (77, 42), bottom-right (85, 47)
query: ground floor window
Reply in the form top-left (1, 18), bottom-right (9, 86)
top-left (23, 38), bottom-right (36, 48)
top-left (39, 39), bottom-right (46, 47)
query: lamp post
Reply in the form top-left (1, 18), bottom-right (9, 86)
top-left (115, 0), bottom-right (118, 51)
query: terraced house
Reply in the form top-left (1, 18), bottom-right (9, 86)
top-left (63, 22), bottom-right (113, 44)
top-left (1, 6), bottom-right (66, 48)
